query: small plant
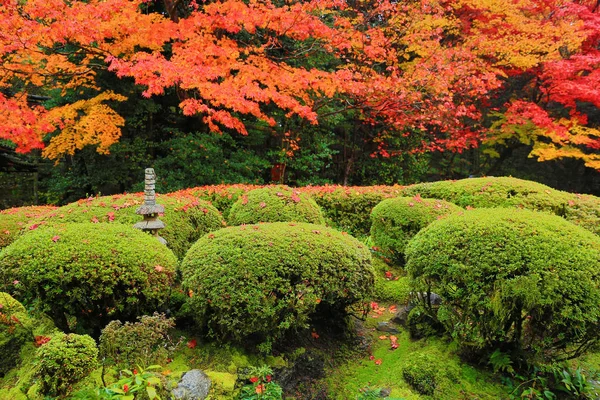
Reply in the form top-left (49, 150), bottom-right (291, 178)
top-left (507, 365), bottom-right (599, 400)
top-left (99, 313), bottom-right (179, 368)
top-left (98, 365), bottom-right (163, 400)
top-left (553, 366), bottom-right (598, 399)
top-left (357, 386), bottom-right (405, 399)
top-left (237, 366), bottom-right (283, 400)
top-left (489, 349), bottom-right (515, 374)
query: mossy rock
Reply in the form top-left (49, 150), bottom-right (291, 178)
top-left (227, 186), bottom-right (325, 226)
top-left (406, 208), bottom-right (600, 362)
top-left (0, 223), bottom-right (177, 333)
top-left (34, 193), bottom-right (224, 259)
top-left (0, 292), bottom-right (32, 377)
top-left (0, 206), bottom-right (57, 249)
top-left (181, 222), bottom-right (373, 345)
top-left (370, 196), bottom-right (462, 265)
top-left (402, 353), bottom-right (439, 395)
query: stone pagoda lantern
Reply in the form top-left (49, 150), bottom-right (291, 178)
top-left (133, 168), bottom-right (167, 245)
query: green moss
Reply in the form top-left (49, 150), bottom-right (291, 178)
top-left (326, 331), bottom-right (509, 399)
top-left (206, 370), bottom-right (237, 398)
top-left (228, 185), bottom-right (325, 226)
top-left (0, 293), bottom-right (33, 376)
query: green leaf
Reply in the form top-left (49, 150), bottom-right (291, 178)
top-left (146, 376), bottom-right (162, 385)
top-left (146, 386), bottom-right (157, 399)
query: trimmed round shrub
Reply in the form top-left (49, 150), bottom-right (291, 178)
top-left (400, 176), bottom-right (600, 236)
top-left (400, 177), bottom-right (569, 211)
top-left (405, 208), bottom-right (600, 362)
top-left (181, 222), bottom-right (374, 345)
top-left (227, 186), bottom-right (325, 226)
top-left (370, 196), bottom-right (461, 264)
top-left (0, 206), bottom-right (58, 249)
top-left (0, 223), bottom-right (177, 333)
top-left (36, 332), bottom-right (98, 397)
top-left (0, 292), bottom-right (32, 376)
top-left (300, 186), bottom-right (404, 237)
top-left (35, 193), bottom-right (224, 259)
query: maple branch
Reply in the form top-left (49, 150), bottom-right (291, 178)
top-left (163, 0), bottom-right (184, 22)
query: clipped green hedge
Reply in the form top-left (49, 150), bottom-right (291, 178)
top-left (181, 222), bottom-right (374, 346)
top-left (36, 332), bottom-right (98, 397)
top-left (401, 177), bottom-right (600, 236)
top-left (0, 292), bottom-right (32, 376)
top-left (34, 193), bottom-right (224, 259)
top-left (227, 186), bottom-right (325, 226)
top-left (405, 208), bottom-right (600, 363)
top-left (0, 223), bottom-right (177, 333)
top-left (0, 206), bottom-right (57, 249)
top-left (370, 196), bottom-right (461, 264)
top-left (303, 186), bottom-right (404, 237)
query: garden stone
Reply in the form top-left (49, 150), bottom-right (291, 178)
top-left (391, 305), bottom-right (413, 325)
top-left (376, 321), bottom-right (399, 333)
top-left (172, 369), bottom-right (211, 400)
top-left (412, 292), bottom-right (442, 306)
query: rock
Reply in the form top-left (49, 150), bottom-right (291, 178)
top-left (171, 369), bottom-right (211, 400)
top-left (391, 305), bottom-right (413, 325)
top-left (376, 321), bottom-right (399, 333)
top-left (379, 387), bottom-right (391, 397)
top-left (351, 319), bottom-right (373, 351)
top-left (412, 292), bottom-right (442, 306)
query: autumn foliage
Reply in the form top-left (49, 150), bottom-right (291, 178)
top-left (0, 0), bottom-right (599, 166)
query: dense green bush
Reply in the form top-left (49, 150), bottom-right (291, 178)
top-left (303, 186), bottom-right (404, 237)
top-left (402, 354), bottom-right (439, 395)
top-left (370, 196), bottom-right (461, 264)
top-left (35, 193), bottom-right (224, 259)
top-left (0, 206), bottom-right (57, 249)
top-left (181, 222), bottom-right (374, 346)
top-left (99, 313), bottom-right (176, 368)
top-left (179, 185), bottom-right (256, 220)
top-left (36, 332), bottom-right (98, 397)
top-left (405, 208), bottom-right (600, 363)
top-left (0, 292), bottom-right (32, 376)
top-left (401, 177), bottom-right (600, 236)
top-left (0, 223), bottom-right (177, 333)
top-left (227, 186), bottom-right (325, 226)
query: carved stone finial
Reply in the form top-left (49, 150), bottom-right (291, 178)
top-left (133, 168), bottom-right (167, 245)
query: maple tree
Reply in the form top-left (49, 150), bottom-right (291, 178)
top-left (0, 0), bottom-right (598, 171)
